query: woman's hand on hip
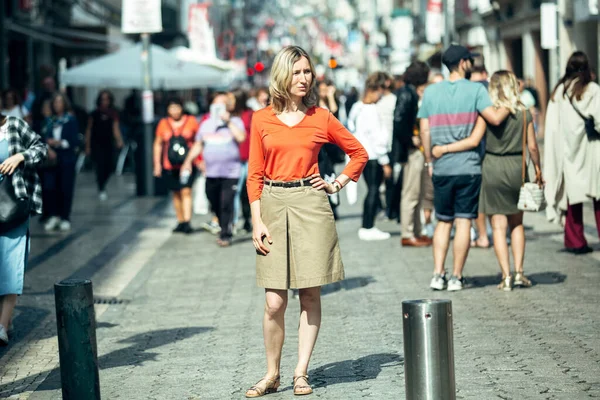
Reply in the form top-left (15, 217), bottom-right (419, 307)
top-left (310, 174), bottom-right (336, 194)
top-left (253, 221), bottom-right (272, 256)
top-left (0, 153), bottom-right (25, 175)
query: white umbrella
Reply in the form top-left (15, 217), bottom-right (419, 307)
top-left (61, 43), bottom-right (230, 89)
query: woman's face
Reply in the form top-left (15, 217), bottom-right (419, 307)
top-left (257, 91), bottom-right (269, 108)
top-left (42, 101), bottom-right (52, 118)
top-left (4, 93), bottom-right (15, 107)
top-left (289, 56), bottom-right (312, 99)
top-left (53, 96), bottom-right (65, 114)
top-left (100, 93), bottom-right (111, 108)
top-left (167, 104), bottom-right (183, 120)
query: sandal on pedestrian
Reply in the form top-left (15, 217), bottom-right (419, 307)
top-left (514, 271), bottom-right (532, 288)
top-left (497, 275), bottom-right (513, 291)
top-left (293, 375), bottom-right (313, 396)
top-left (245, 376), bottom-right (280, 398)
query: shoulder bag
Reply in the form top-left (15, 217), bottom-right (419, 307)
top-left (569, 95), bottom-right (600, 141)
top-left (517, 110), bottom-right (546, 212)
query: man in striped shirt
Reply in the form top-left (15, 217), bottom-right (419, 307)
top-left (418, 45), bottom-right (510, 291)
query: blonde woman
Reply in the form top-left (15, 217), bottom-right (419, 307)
top-left (432, 71), bottom-right (543, 291)
top-left (245, 46), bottom-right (368, 397)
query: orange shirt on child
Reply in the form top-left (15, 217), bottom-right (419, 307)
top-left (247, 106), bottom-right (368, 203)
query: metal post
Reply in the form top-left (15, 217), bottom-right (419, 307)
top-left (139, 33), bottom-right (155, 196)
top-left (402, 299), bottom-right (455, 400)
top-left (54, 279), bottom-right (101, 400)
top-left (442, 0), bottom-right (450, 50)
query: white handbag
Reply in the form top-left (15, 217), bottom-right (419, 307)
top-left (517, 111), bottom-right (546, 212)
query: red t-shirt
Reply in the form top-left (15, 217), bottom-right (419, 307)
top-left (238, 109), bottom-right (253, 162)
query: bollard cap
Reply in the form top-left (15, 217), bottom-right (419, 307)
top-left (54, 279), bottom-right (92, 287)
top-left (402, 299), bottom-right (452, 306)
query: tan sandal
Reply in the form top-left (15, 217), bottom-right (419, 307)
top-left (245, 376), bottom-right (280, 398)
top-left (293, 375), bottom-right (313, 396)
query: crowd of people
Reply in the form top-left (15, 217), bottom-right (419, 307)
top-left (0, 44), bottom-right (599, 347)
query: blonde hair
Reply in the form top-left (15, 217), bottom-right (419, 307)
top-left (269, 46), bottom-right (318, 113)
top-left (489, 70), bottom-right (524, 115)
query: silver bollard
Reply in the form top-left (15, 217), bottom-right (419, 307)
top-left (402, 299), bottom-right (455, 400)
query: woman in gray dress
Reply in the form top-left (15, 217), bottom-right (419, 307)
top-left (0, 115), bottom-right (47, 345)
top-left (432, 71), bottom-right (543, 291)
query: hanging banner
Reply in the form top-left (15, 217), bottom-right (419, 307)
top-left (541, 3), bottom-right (558, 50)
top-left (425, 0), bottom-right (443, 44)
top-left (188, 3), bottom-right (216, 58)
top-left (122, 0), bottom-right (163, 34)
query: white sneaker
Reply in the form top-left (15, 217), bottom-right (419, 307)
top-left (44, 216), bottom-right (60, 232)
top-left (58, 220), bottom-right (71, 232)
top-left (430, 273), bottom-right (447, 290)
top-left (0, 324), bottom-right (8, 346)
top-left (424, 223), bottom-right (435, 239)
top-left (358, 227), bottom-right (391, 241)
top-left (99, 191), bottom-right (108, 201)
top-left (447, 276), bottom-right (465, 292)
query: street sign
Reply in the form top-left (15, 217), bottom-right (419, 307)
top-left (122, 0), bottom-right (163, 34)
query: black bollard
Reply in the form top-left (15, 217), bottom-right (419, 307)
top-left (54, 279), bottom-right (101, 400)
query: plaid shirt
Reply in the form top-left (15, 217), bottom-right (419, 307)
top-left (4, 116), bottom-right (47, 214)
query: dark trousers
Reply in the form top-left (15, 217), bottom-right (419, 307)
top-left (565, 199), bottom-right (600, 249)
top-left (205, 177), bottom-right (238, 240)
top-left (239, 176), bottom-right (251, 228)
top-left (43, 162), bottom-right (76, 221)
top-left (385, 169), bottom-right (402, 222)
top-left (93, 150), bottom-right (114, 192)
top-left (362, 160), bottom-right (383, 229)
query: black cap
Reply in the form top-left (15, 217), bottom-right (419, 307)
top-left (442, 45), bottom-right (480, 69)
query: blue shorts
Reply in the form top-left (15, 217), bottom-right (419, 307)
top-left (432, 174), bottom-right (482, 221)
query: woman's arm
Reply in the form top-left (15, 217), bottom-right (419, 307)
top-left (113, 119), bottom-right (124, 149)
top-left (327, 87), bottom-right (338, 114)
top-left (153, 123), bottom-right (164, 177)
top-left (431, 116), bottom-right (487, 158)
top-left (16, 118), bottom-right (47, 168)
top-left (181, 141), bottom-right (203, 173)
top-left (326, 112), bottom-right (368, 182)
top-left (227, 118), bottom-right (246, 143)
top-left (526, 120), bottom-right (543, 184)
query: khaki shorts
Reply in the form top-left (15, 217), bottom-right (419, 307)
top-left (256, 181), bottom-right (344, 289)
top-left (421, 168), bottom-right (434, 211)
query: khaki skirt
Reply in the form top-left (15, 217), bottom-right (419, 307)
top-left (256, 181), bottom-right (344, 290)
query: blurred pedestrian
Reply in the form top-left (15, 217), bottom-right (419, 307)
top-left (348, 73), bottom-right (392, 241)
top-left (395, 61), bottom-right (432, 247)
top-left (245, 45), bottom-right (368, 397)
top-left (0, 113), bottom-right (47, 345)
top-left (31, 76), bottom-right (56, 134)
top-left (153, 97), bottom-right (199, 234)
top-left (228, 89), bottom-right (253, 233)
top-left (318, 79), bottom-right (338, 116)
top-left (182, 93), bottom-right (246, 247)
top-left (85, 90), bottom-right (124, 201)
top-left (41, 93), bottom-right (80, 232)
top-left (376, 73), bottom-right (397, 220)
top-left (419, 45), bottom-right (510, 291)
top-left (545, 51), bottom-right (600, 254)
top-left (2, 89), bottom-right (31, 125)
top-left (433, 71), bottom-right (543, 290)
top-left (255, 87), bottom-right (270, 110)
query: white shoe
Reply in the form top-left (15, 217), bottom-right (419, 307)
top-left (58, 220), bottom-right (71, 232)
top-left (44, 216), bottom-right (60, 232)
top-left (0, 324), bottom-right (8, 346)
top-left (424, 223), bottom-right (435, 238)
top-left (99, 191), bottom-right (108, 201)
top-left (358, 227), bottom-right (391, 241)
top-left (430, 273), bottom-right (447, 290)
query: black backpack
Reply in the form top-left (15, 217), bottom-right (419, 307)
top-left (166, 117), bottom-right (190, 166)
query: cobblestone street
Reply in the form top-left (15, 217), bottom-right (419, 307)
top-left (0, 173), bottom-right (599, 400)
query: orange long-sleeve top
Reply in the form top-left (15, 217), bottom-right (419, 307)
top-left (247, 105), bottom-right (369, 203)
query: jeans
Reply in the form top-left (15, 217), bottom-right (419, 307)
top-left (233, 162), bottom-right (251, 227)
top-left (362, 160), bottom-right (383, 229)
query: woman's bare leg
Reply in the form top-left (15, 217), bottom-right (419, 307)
top-left (172, 191), bottom-right (184, 222)
top-left (295, 287), bottom-right (321, 378)
top-left (0, 294), bottom-right (17, 329)
top-left (490, 215), bottom-right (511, 278)
top-left (180, 188), bottom-right (193, 222)
top-left (508, 213), bottom-right (525, 273)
